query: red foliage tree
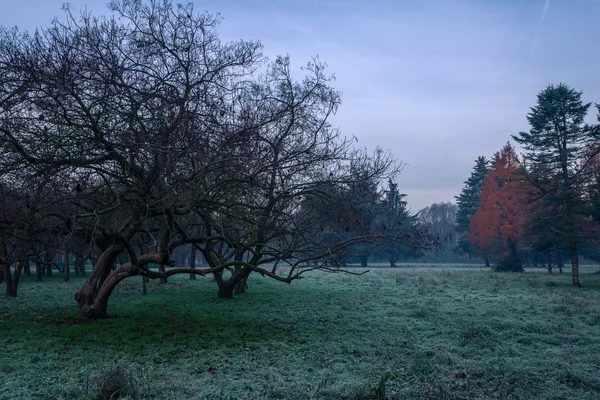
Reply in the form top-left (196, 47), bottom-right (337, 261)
top-left (468, 143), bottom-right (527, 267)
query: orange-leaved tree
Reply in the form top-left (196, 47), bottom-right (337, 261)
top-left (468, 143), bottom-right (528, 271)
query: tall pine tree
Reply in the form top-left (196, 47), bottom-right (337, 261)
top-left (512, 84), bottom-right (600, 286)
top-left (468, 143), bottom-right (527, 271)
top-left (455, 156), bottom-right (489, 261)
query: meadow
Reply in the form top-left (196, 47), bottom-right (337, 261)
top-left (1, 266), bottom-right (600, 399)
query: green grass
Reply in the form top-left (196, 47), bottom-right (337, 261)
top-left (1, 268), bottom-right (600, 399)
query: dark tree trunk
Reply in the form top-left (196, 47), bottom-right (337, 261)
top-left (158, 264), bottom-right (167, 284)
top-left (571, 243), bottom-right (580, 287)
top-left (63, 247), bottom-right (70, 282)
top-left (142, 275), bottom-right (148, 295)
top-left (557, 253), bottom-right (564, 274)
top-left (35, 262), bottom-right (42, 282)
top-left (233, 266), bottom-right (249, 294)
top-left (79, 264), bottom-right (138, 319)
top-left (390, 258), bottom-right (396, 268)
top-left (90, 252), bottom-right (97, 271)
top-left (360, 256), bottom-right (368, 268)
top-left (23, 260), bottom-right (31, 277)
top-left (99, 261), bottom-right (112, 288)
top-left (218, 267), bottom-right (252, 298)
top-left (547, 252), bottom-right (552, 274)
top-left (189, 246), bottom-right (197, 280)
top-left (0, 265), bottom-right (3, 284)
top-left (45, 254), bottom-right (53, 277)
top-left (3, 264), bottom-right (12, 296)
top-left (75, 244), bottom-right (125, 319)
top-left (233, 248), bottom-right (248, 294)
top-left (74, 253), bottom-right (85, 276)
top-left (4, 262), bottom-right (24, 297)
top-left (484, 257), bottom-right (490, 268)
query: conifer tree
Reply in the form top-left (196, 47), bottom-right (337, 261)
top-left (512, 84), bottom-right (600, 286)
top-left (455, 156), bottom-right (489, 260)
top-left (468, 143), bottom-right (526, 271)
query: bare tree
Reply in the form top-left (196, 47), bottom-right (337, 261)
top-left (0, 1), bottom-right (429, 318)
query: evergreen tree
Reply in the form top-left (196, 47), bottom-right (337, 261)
top-left (376, 179), bottom-right (417, 267)
top-left (455, 156), bottom-right (489, 259)
top-left (468, 143), bottom-right (527, 271)
top-left (512, 84), bottom-right (600, 286)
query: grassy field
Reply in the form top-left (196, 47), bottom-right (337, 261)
top-left (1, 267), bottom-right (600, 399)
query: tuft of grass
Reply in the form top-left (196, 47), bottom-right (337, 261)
top-left (91, 361), bottom-right (146, 400)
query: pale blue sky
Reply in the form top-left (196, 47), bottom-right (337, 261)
top-left (2, 0), bottom-right (599, 210)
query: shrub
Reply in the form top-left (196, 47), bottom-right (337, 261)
top-left (493, 255), bottom-right (523, 272)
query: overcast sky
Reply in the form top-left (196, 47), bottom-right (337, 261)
top-left (2, 0), bottom-right (599, 211)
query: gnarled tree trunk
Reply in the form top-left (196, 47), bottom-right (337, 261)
top-left (218, 266), bottom-right (252, 298)
top-left (75, 244), bottom-right (124, 319)
top-left (547, 252), bottom-right (552, 274)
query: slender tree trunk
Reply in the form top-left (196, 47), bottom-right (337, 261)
top-left (484, 257), bottom-right (490, 268)
top-left (547, 252), bottom-right (552, 274)
top-left (90, 252), bottom-right (97, 273)
top-left (571, 243), bottom-right (580, 286)
top-left (390, 257), bottom-right (396, 268)
top-left (158, 264), bottom-right (167, 284)
top-left (35, 262), bottom-right (42, 282)
top-left (0, 265), bottom-right (3, 284)
top-left (23, 260), bottom-right (31, 277)
top-left (557, 253), bottom-right (564, 274)
top-left (45, 254), bottom-right (53, 277)
top-left (3, 264), bottom-right (12, 297)
top-left (80, 256), bottom-right (87, 276)
top-left (142, 275), bottom-right (147, 295)
top-left (63, 247), bottom-right (70, 282)
top-left (74, 253), bottom-right (84, 276)
top-left (189, 246), bottom-right (197, 280)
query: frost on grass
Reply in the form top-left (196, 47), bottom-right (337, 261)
top-left (2, 268), bottom-right (600, 399)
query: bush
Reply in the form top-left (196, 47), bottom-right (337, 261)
top-left (493, 255), bottom-right (523, 272)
